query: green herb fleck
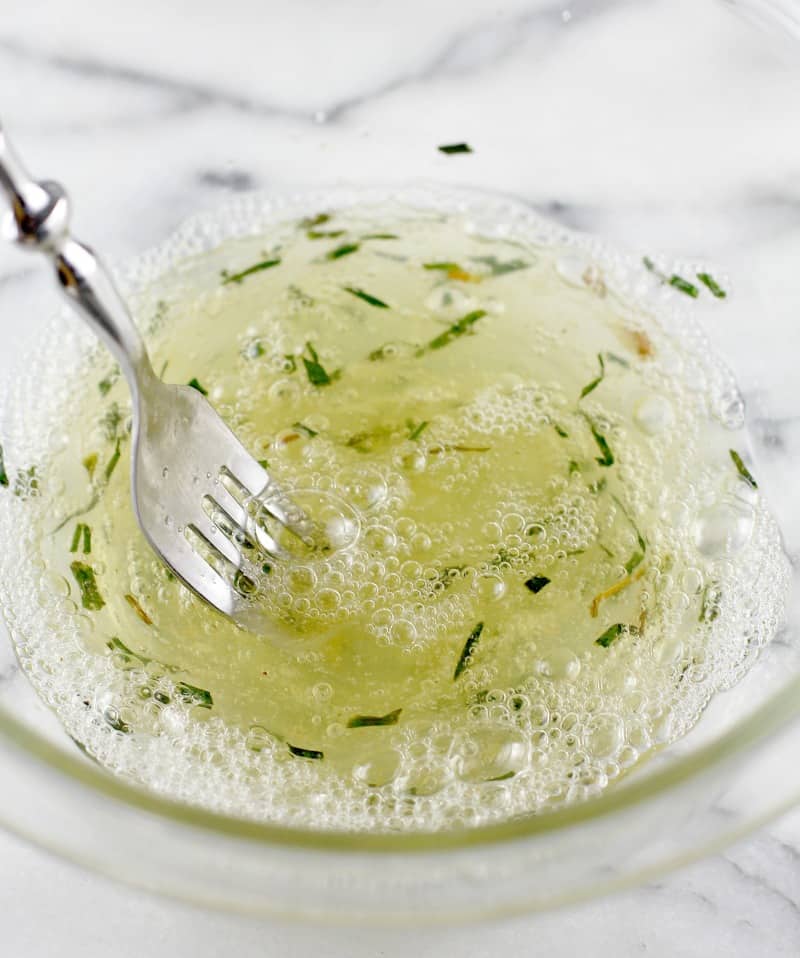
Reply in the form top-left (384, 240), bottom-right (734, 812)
top-left (221, 258), bottom-right (281, 285)
top-left (343, 286), bottom-right (389, 309)
top-left (107, 636), bottom-right (150, 665)
top-left (326, 243), bottom-right (360, 260)
top-left (605, 352), bottom-right (630, 368)
top-left (524, 576), bottom-right (551, 594)
top-left (283, 354), bottom-right (297, 373)
top-left (610, 494), bottom-right (647, 574)
top-left (454, 621), bottom-right (485, 680)
top-left (347, 708), bottom-right (403, 728)
top-left (98, 367), bottom-right (119, 395)
top-left (416, 309), bottom-right (487, 356)
top-left (407, 420), bottom-right (429, 442)
top-left (554, 423), bottom-right (569, 438)
top-left (595, 623), bottom-right (639, 648)
top-left (100, 403), bottom-right (123, 442)
top-left (82, 453), bottom-right (98, 480)
top-left (438, 143), bottom-right (473, 154)
top-left (730, 449), bottom-right (757, 489)
top-left (288, 743), bottom-right (324, 760)
top-left (471, 255), bottom-right (529, 276)
top-left (643, 257), bottom-right (699, 298)
top-left (568, 459), bottom-right (581, 476)
top-left (668, 275), bottom-right (699, 298)
top-left (581, 413), bottom-right (614, 467)
top-left (307, 229), bottom-right (346, 239)
top-left (176, 682), bottom-right (213, 709)
top-left (257, 459), bottom-right (269, 470)
top-left (70, 561), bottom-right (105, 611)
top-left (291, 422), bottom-right (318, 438)
top-left (70, 523), bottom-right (92, 555)
top-left (104, 439), bottom-right (122, 481)
top-left (0, 443), bottom-right (8, 487)
top-left (300, 212), bottom-right (331, 229)
top-left (187, 378), bottom-right (208, 396)
top-left (697, 272), bottom-right (727, 299)
top-left (624, 551), bottom-right (645, 575)
top-left (580, 353), bottom-right (606, 399)
top-left (302, 342), bottom-right (339, 387)
top-left (361, 233), bottom-right (399, 240)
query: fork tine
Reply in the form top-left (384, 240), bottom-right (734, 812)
top-left (220, 462), bottom-right (315, 541)
top-left (146, 528), bottom-right (239, 617)
top-left (188, 512), bottom-right (243, 569)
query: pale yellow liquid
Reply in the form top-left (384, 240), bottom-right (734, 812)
top-left (7, 203), bottom-right (788, 830)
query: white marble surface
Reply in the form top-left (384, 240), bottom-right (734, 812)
top-left (2, 0), bottom-right (800, 953)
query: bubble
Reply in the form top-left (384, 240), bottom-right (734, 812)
top-left (694, 502), bottom-right (754, 556)
top-left (633, 395), bottom-right (675, 435)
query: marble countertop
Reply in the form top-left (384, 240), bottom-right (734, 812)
top-left (1, 0), bottom-right (800, 953)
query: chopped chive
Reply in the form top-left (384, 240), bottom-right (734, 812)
top-left (302, 342), bottom-right (339, 387)
top-left (581, 413), bottom-right (614, 467)
top-left (100, 403), bottom-right (123, 442)
top-left (347, 708), bottom-right (403, 728)
top-left (643, 257), bottom-right (699, 298)
top-left (70, 561), bottom-right (105, 611)
top-left (257, 459), bottom-right (269, 469)
top-left (221, 258), bottom-right (281, 285)
top-left (407, 420), bottom-right (429, 442)
top-left (291, 422), bottom-right (318, 438)
top-left (697, 272), bottom-right (727, 299)
top-left (568, 460), bottom-right (581, 476)
top-left (69, 524), bottom-right (82, 553)
top-left (416, 309), bottom-right (487, 356)
top-left (326, 243), bottom-right (360, 260)
top-left (69, 523), bottom-right (92, 554)
top-left (624, 550), bottom-right (645, 575)
top-left (176, 682), bottom-right (213, 709)
top-left (104, 439), bottom-right (122, 481)
top-left (554, 423), bottom-right (569, 438)
top-left (283, 354), bottom-right (297, 373)
top-left (343, 286), bottom-right (389, 309)
top-left (470, 255), bottom-right (529, 276)
top-left (730, 449), bottom-right (757, 489)
top-left (125, 593), bottom-right (153, 625)
top-left (288, 743), bottom-right (324, 760)
top-left (438, 143), bottom-right (473, 154)
top-left (668, 275), bottom-right (699, 298)
top-left (605, 352), bottom-right (630, 368)
top-left (98, 367), bottom-right (119, 395)
top-left (361, 233), bottom-right (399, 240)
top-left (300, 212), bottom-right (330, 229)
top-left (107, 636), bottom-right (150, 664)
top-left (580, 353), bottom-right (606, 399)
top-left (82, 452), bottom-right (98, 480)
top-left (187, 378), bottom-right (208, 396)
top-left (0, 442), bottom-right (8, 487)
top-left (261, 562), bottom-right (272, 575)
top-left (307, 229), bottom-right (346, 239)
top-left (454, 621), bottom-right (485, 680)
top-left (423, 261), bottom-right (481, 282)
top-left (595, 623), bottom-right (639, 648)
top-left (524, 575), bottom-right (551, 594)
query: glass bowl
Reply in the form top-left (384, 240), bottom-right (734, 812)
top-left (0, 0), bottom-right (799, 921)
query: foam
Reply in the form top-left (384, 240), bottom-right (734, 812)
top-left (0, 188), bottom-right (790, 832)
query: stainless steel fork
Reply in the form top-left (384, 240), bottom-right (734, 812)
top-left (0, 122), bottom-right (314, 626)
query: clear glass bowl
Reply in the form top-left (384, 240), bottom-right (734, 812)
top-left (0, 0), bottom-right (799, 921)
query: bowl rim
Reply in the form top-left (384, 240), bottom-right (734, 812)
top-left (0, 668), bottom-right (799, 853)
top-left (1, 182), bottom-right (799, 855)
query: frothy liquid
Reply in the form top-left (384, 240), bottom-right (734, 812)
top-left (0, 198), bottom-right (788, 831)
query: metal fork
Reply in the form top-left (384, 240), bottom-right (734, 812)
top-left (0, 122), bottom-right (314, 626)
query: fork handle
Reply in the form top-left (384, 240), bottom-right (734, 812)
top-left (0, 121), bottom-right (154, 394)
